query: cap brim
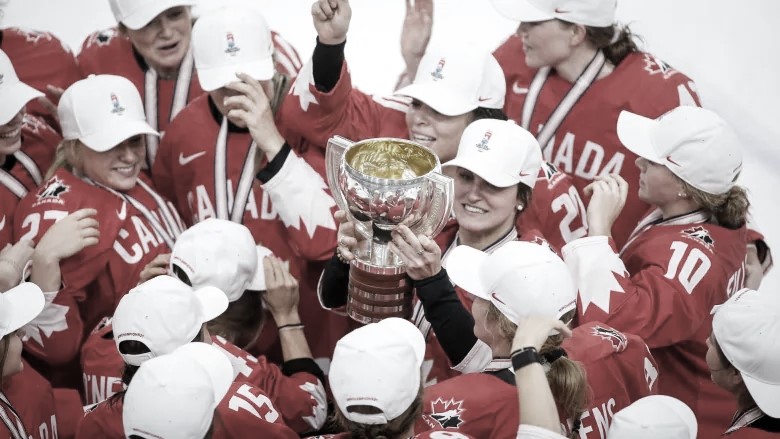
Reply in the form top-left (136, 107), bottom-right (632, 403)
top-left (442, 158), bottom-right (519, 188)
top-left (2, 283), bottom-right (45, 336)
top-left (0, 84), bottom-right (44, 124)
top-left (197, 60), bottom-right (275, 92)
top-left (80, 120), bottom-right (158, 153)
top-left (121, 0), bottom-right (199, 30)
top-left (193, 286), bottom-right (229, 322)
top-left (743, 374), bottom-right (780, 418)
top-left (173, 342), bottom-right (234, 403)
top-left (247, 246), bottom-right (274, 292)
top-left (491, 0), bottom-right (555, 22)
top-left (445, 245), bottom-right (491, 299)
top-left (616, 111), bottom-right (663, 164)
top-left (395, 83), bottom-right (475, 117)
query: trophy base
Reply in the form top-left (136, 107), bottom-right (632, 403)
top-left (346, 260), bottom-right (413, 324)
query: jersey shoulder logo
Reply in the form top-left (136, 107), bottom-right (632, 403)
top-left (682, 225), bottom-right (715, 248)
top-left (36, 176), bottom-right (70, 201)
top-left (428, 398), bottom-right (465, 429)
top-left (592, 325), bottom-right (628, 352)
top-left (641, 53), bottom-right (679, 80)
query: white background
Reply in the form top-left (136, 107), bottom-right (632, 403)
top-left (2, 0), bottom-right (778, 291)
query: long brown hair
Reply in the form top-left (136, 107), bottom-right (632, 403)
top-left (681, 182), bottom-right (749, 229)
top-left (206, 290), bottom-right (266, 350)
top-left (559, 21), bottom-right (641, 66)
top-left (489, 306), bottom-right (588, 437)
top-left (332, 385), bottom-right (423, 439)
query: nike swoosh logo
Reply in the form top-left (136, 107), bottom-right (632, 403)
top-left (478, 97), bottom-right (491, 102)
top-left (519, 171), bottom-right (532, 177)
top-left (665, 155), bottom-right (681, 166)
top-left (554, 8), bottom-right (570, 13)
top-left (0, 215), bottom-right (5, 231)
top-left (179, 151), bottom-right (207, 166)
top-left (512, 80), bottom-right (528, 95)
top-left (491, 292), bottom-right (507, 305)
top-left (117, 201), bottom-right (127, 221)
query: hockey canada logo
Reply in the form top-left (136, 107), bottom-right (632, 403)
top-left (110, 93), bottom-right (125, 115)
top-left (642, 53), bottom-right (678, 79)
top-left (428, 398), bottom-right (465, 428)
top-left (593, 326), bottom-right (628, 352)
top-left (475, 131), bottom-right (492, 152)
top-left (225, 32), bottom-right (241, 55)
top-left (431, 58), bottom-right (446, 80)
top-left (36, 177), bottom-right (70, 204)
top-left (683, 226), bottom-right (715, 248)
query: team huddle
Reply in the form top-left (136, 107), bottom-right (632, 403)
top-left (0, 0), bottom-right (777, 438)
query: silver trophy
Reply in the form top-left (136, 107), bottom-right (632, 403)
top-left (326, 136), bottom-right (454, 323)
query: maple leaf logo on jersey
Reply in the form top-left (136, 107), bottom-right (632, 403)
top-left (642, 53), bottom-right (679, 80)
top-left (429, 398), bottom-right (465, 428)
top-left (577, 252), bottom-right (628, 314)
top-left (592, 325), bottom-right (628, 352)
top-left (21, 301), bottom-right (70, 347)
top-left (37, 177), bottom-right (70, 201)
top-left (300, 381), bottom-right (328, 430)
top-left (14, 27), bottom-right (53, 44)
top-left (292, 61), bottom-right (319, 111)
top-left (683, 226), bottom-right (715, 248)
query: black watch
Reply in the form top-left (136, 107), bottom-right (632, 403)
top-left (511, 347), bottom-right (541, 372)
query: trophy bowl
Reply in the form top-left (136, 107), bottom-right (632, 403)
top-left (326, 136), bottom-right (454, 323)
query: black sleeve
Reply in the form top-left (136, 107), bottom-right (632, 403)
top-left (413, 269), bottom-right (479, 365)
top-left (312, 37), bottom-right (346, 92)
top-left (318, 253), bottom-right (350, 309)
top-left (281, 358), bottom-right (326, 384)
top-left (255, 142), bottom-right (292, 183)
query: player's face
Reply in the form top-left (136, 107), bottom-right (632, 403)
top-left (78, 135), bottom-right (146, 191)
top-left (208, 80), bottom-right (275, 128)
top-left (406, 99), bottom-right (473, 163)
top-left (517, 20), bottom-right (577, 69)
top-left (635, 157), bottom-right (685, 207)
top-left (125, 7), bottom-right (192, 79)
top-left (0, 110), bottom-right (25, 157)
top-left (471, 297), bottom-right (498, 345)
top-left (0, 333), bottom-right (24, 377)
top-left (453, 167), bottom-right (518, 241)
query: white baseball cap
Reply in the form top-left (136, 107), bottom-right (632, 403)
top-left (58, 74), bottom-right (158, 152)
top-left (395, 46), bottom-right (505, 117)
top-left (0, 282), bottom-right (45, 339)
top-left (0, 49), bottom-right (44, 125)
top-left (492, 0), bottom-right (616, 27)
top-left (617, 106), bottom-right (743, 195)
top-left (442, 119), bottom-right (542, 189)
top-left (170, 218), bottom-right (260, 302)
top-left (112, 275), bottom-right (229, 366)
top-left (123, 342), bottom-right (233, 439)
top-left (608, 395), bottom-right (697, 439)
top-left (712, 288), bottom-right (780, 417)
top-left (109, 0), bottom-right (198, 30)
top-left (446, 241), bottom-right (576, 325)
top-left (192, 5), bottom-right (275, 91)
top-left (329, 318), bottom-right (425, 425)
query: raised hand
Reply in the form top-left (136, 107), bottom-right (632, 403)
top-left (262, 256), bottom-right (300, 325)
top-left (311, 0), bottom-right (352, 45)
top-left (584, 173), bottom-right (628, 237)
top-left (35, 208), bottom-right (100, 262)
top-left (401, 0), bottom-right (433, 78)
top-left (511, 315), bottom-right (572, 353)
top-left (138, 253), bottom-right (171, 284)
top-left (223, 72), bottom-right (286, 161)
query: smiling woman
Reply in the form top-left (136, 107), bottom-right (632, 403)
top-left (12, 74), bottom-right (186, 390)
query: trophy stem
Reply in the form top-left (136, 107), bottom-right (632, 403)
top-left (347, 262), bottom-right (413, 324)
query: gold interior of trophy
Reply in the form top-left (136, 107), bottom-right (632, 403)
top-left (345, 140), bottom-right (437, 180)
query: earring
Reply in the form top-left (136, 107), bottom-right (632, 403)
top-left (516, 204), bottom-right (524, 211)
top-left (677, 192), bottom-right (687, 198)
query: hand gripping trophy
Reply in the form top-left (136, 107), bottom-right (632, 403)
top-left (326, 136), bottom-right (454, 323)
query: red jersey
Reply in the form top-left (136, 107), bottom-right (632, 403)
top-left (76, 381), bottom-right (297, 439)
top-left (281, 61), bottom-right (584, 251)
top-left (2, 360), bottom-right (58, 439)
top-left (77, 27), bottom-right (302, 169)
top-left (563, 209), bottom-right (747, 436)
top-left (417, 373), bottom-right (518, 439)
top-left (309, 431), bottom-right (476, 439)
top-left (14, 169), bottom-right (184, 368)
top-left (151, 93), bottom-right (351, 365)
top-left (560, 322), bottom-right (658, 438)
top-left (80, 321), bottom-right (326, 434)
top-left (494, 36), bottom-right (701, 248)
top-left (0, 27), bottom-right (81, 129)
top-left (0, 114), bottom-right (59, 248)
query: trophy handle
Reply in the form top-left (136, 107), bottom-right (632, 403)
top-left (325, 135), bottom-right (353, 214)
top-left (410, 172), bottom-right (454, 238)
